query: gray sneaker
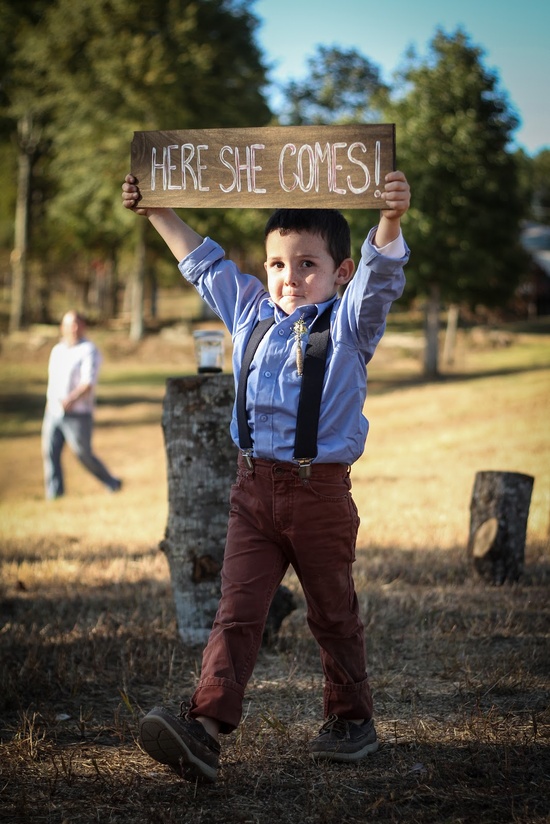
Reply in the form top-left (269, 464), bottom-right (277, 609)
top-left (139, 706), bottom-right (220, 783)
top-left (309, 715), bottom-right (379, 762)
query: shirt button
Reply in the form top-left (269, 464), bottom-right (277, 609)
top-left (264, 371), bottom-right (271, 378)
top-left (278, 329), bottom-right (285, 336)
top-left (260, 415), bottom-right (268, 422)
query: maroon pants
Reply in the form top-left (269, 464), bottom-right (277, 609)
top-left (189, 455), bottom-right (373, 733)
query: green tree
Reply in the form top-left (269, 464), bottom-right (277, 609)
top-left (280, 45), bottom-right (388, 126)
top-left (529, 149), bottom-right (550, 224)
top-left (0, 0), bottom-right (51, 330)
top-left (9, 0), bottom-right (272, 334)
top-left (387, 28), bottom-right (528, 376)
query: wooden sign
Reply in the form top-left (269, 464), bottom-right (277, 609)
top-left (131, 124), bottom-right (395, 209)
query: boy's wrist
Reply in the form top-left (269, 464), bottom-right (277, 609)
top-left (374, 214), bottom-right (401, 247)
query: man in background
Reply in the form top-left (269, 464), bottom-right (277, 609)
top-left (41, 310), bottom-right (122, 499)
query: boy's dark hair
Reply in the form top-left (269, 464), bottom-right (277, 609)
top-left (264, 209), bottom-right (351, 265)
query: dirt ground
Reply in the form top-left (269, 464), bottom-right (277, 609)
top-left (0, 321), bottom-right (549, 823)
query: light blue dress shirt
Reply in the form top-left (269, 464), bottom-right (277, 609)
top-left (179, 226), bottom-right (409, 465)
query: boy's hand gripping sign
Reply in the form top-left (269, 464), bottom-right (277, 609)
top-left (131, 124), bottom-right (395, 209)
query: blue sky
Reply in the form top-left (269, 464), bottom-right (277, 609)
top-left (254, 0), bottom-right (549, 156)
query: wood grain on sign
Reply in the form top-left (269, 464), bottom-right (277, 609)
top-left (131, 125), bottom-right (395, 209)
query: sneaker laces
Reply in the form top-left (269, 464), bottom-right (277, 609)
top-left (177, 701), bottom-right (221, 753)
top-left (178, 701), bottom-right (191, 719)
top-left (318, 714), bottom-right (354, 738)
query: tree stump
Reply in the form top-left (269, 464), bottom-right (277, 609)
top-left (467, 470), bottom-right (534, 584)
top-left (160, 374), bottom-right (295, 646)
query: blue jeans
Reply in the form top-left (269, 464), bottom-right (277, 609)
top-left (41, 410), bottom-right (120, 499)
top-left (189, 454), bottom-right (373, 733)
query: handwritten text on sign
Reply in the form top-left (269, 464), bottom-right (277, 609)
top-left (131, 125), bottom-right (395, 209)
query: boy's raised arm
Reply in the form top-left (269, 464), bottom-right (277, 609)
top-left (374, 170), bottom-right (411, 248)
top-left (122, 170), bottom-right (411, 260)
top-left (122, 174), bottom-right (203, 262)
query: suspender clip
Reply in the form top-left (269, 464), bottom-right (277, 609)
top-left (297, 459), bottom-right (312, 479)
top-left (241, 450), bottom-right (254, 470)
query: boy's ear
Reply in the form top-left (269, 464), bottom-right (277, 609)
top-left (336, 258), bottom-right (355, 285)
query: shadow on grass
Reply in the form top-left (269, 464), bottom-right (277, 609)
top-left (1, 537), bottom-right (548, 823)
top-left (2, 736), bottom-right (549, 824)
top-left (0, 393), bottom-right (164, 438)
top-left (2, 357), bottom-right (549, 438)
top-left (1, 543), bottom-right (548, 709)
top-left (368, 361), bottom-right (550, 396)
top-left (0, 541), bottom-right (159, 565)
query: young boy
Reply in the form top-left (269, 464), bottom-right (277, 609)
top-left (122, 171), bottom-right (410, 783)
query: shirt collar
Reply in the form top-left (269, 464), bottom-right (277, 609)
top-left (264, 295), bottom-right (338, 325)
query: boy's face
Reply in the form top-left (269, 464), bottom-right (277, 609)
top-left (264, 230), bottom-right (354, 316)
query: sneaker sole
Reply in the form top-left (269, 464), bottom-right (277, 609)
top-left (310, 739), bottom-right (379, 763)
top-left (139, 712), bottom-right (218, 783)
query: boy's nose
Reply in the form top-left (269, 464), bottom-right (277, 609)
top-left (285, 266), bottom-right (300, 284)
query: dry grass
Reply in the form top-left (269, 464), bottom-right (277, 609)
top-left (0, 316), bottom-right (549, 823)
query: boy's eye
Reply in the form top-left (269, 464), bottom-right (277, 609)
top-left (268, 259), bottom-right (315, 271)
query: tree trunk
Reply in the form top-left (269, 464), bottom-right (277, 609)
top-left (467, 471), bottom-right (534, 584)
top-left (442, 303), bottom-right (459, 367)
top-left (161, 375), bottom-right (236, 645)
top-left (423, 283), bottom-right (440, 378)
top-left (129, 220), bottom-right (146, 341)
top-left (161, 374), bottom-right (295, 646)
top-left (9, 115), bottom-right (36, 333)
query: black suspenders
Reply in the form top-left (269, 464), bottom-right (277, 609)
top-left (293, 306), bottom-right (332, 468)
top-left (236, 316), bottom-right (275, 459)
top-left (236, 306), bottom-right (332, 476)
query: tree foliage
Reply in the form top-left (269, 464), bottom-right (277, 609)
top-left (533, 150), bottom-right (550, 224)
top-left (273, 31), bottom-right (535, 376)
top-left (0, 12), bottom-right (543, 335)
top-left (0, 0), bottom-right (273, 327)
top-left (0, 0), bottom-right (49, 136)
top-left (14, 0), bottom-right (272, 248)
top-left (280, 45), bottom-right (388, 126)
top-left (387, 28), bottom-right (528, 308)
top-left (0, 2), bottom-right (48, 251)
